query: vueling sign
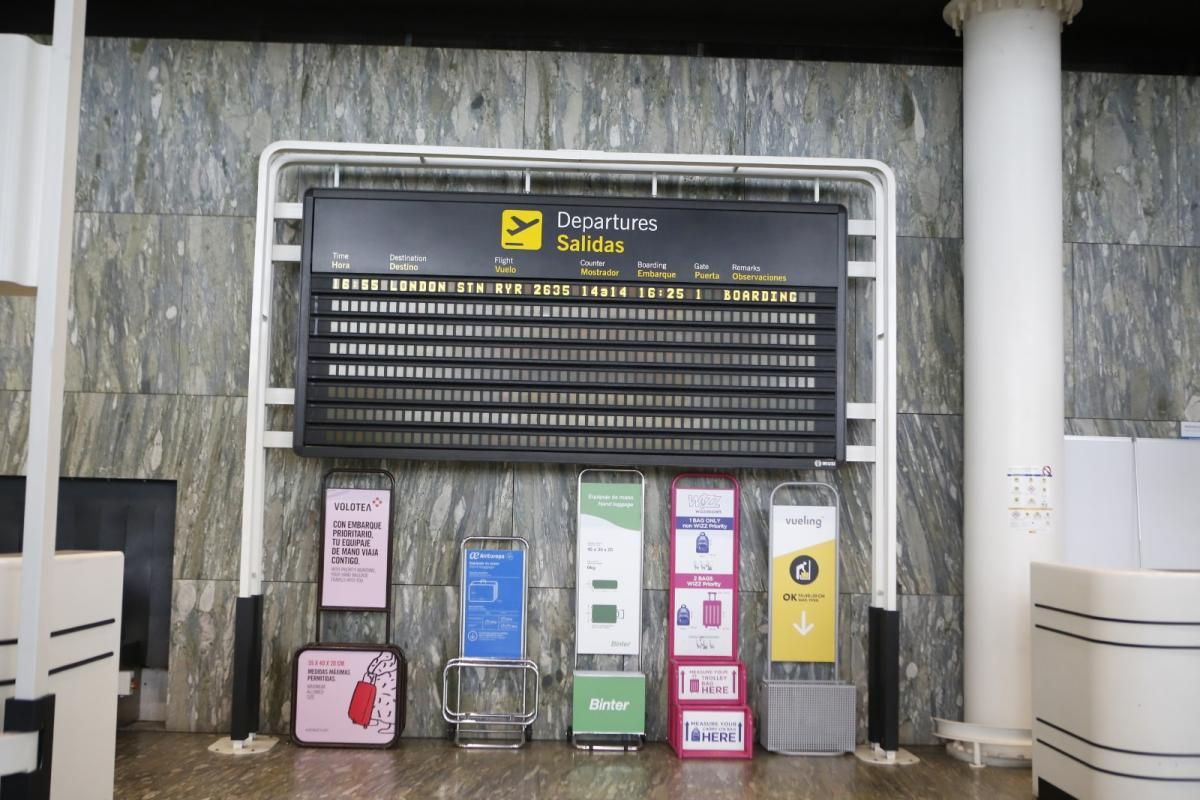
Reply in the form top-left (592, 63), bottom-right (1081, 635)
top-left (572, 672), bottom-right (646, 736)
top-left (770, 505), bottom-right (837, 664)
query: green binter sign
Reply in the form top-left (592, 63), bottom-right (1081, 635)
top-left (571, 671), bottom-right (646, 736)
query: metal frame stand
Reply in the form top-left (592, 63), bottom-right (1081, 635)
top-left (761, 482), bottom-right (855, 756)
top-left (570, 469), bottom-right (646, 753)
top-left (289, 469), bottom-right (404, 748)
top-left (442, 536), bottom-right (539, 749)
top-left (228, 141), bottom-right (904, 761)
top-left (667, 473), bottom-right (753, 759)
top-left (570, 725), bottom-right (644, 752)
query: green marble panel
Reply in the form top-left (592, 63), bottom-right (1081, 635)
top-left (67, 213), bottom-right (179, 394)
top-left (166, 578), bottom-right (237, 732)
top-left (1072, 243), bottom-right (1200, 421)
top-left (77, 38), bottom-right (305, 215)
top-left (745, 60), bottom-right (962, 239)
top-left (1064, 71), bottom-right (1179, 246)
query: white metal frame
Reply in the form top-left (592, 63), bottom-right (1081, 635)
top-left (762, 481), bottom-right (857, 757)
top-left (441, 535), bottom-right (539, 749)
top-left (573, 468), bottom-right (647, 676)
top-left (235, 140), bottom-right (900, 741)
top-left (572, 468), bottom-right (647, 751)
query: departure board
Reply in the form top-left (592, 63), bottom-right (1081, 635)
top-left (295, 189), bottom-right (847, 469)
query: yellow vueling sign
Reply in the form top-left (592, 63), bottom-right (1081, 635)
top-left (770, 505), bottom-right (837, 663)
top-left (501, 209), bottom-right (543, 250)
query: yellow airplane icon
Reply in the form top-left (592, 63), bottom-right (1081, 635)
top-left (501, 209), bottom-right (542, 250)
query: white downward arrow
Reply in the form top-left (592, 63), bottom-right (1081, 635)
top-left (793, 611), bottom-right (815, 636)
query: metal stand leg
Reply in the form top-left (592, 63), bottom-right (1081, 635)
top-left (442, 537), bottom-right (539, 749)
top-left (443, 660), bottom-right (540, 749)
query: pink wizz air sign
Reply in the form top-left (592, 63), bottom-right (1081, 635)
top-left (669, 476), bottom-right (740, 661)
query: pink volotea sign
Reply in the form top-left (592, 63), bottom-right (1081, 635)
top-left (321, 487), bottom-right (391, 610)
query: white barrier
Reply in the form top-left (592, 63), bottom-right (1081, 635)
top-left (1, 552), bottom-right (123, 799)
top-left (1032, 563), bottom-right (1200, 799)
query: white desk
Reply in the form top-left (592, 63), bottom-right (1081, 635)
top-left (1031, 562), bottom-right (1200, 799)
top-left (1, 551), bottom-right (123, 800)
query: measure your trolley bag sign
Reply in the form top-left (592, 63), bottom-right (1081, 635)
top-left (770, 504), bottom-right (837, 663)
top-left (463, 549), bottom-right (525, 660)
top-left (673, 661), bottom-right (746, 703)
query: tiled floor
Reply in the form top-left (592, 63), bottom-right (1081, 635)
top-left (114, 732), bottom-right (1033, 799)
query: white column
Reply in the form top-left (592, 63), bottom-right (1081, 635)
top-left (14, 0), bottom-right (88, 699)
top-left (945, 0), bottom-right (1079, 741)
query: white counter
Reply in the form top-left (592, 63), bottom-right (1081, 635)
top-left (1031, 562), bottom-right (1200, 799)
top-left (1, 551), bottom-right (124, 800)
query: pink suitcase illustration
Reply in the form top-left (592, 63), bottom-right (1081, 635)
top-left (702, 592), bottom-right (722, 628)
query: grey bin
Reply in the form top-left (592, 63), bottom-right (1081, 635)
top-left (759, 680), bottom-right (856, 755)
top-left (760, 481), bottom-right (856, 755)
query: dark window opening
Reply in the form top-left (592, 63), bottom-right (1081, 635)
top-left (0, 477), bottom-right (176, 671)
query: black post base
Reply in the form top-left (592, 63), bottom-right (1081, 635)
top-left (1, 693), bottom-right (56, 800)
top-left (867, 605), bottom-right (900, 752)
top-left (230, 594), bottom-right (263, 741)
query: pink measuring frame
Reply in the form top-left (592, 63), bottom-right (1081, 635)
top-left (667, 473), bottom-right (741, 663)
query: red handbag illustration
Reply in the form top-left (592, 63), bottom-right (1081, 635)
top-left (347, 680), bottom-right (377, 728)
top-left (702, 592), bottom-right (722, 628)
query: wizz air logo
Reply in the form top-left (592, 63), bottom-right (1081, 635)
top-left (685, 493), bottom-right (722, 512)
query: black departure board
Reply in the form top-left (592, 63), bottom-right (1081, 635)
top-left (295, 189), bottom-right (847, 469)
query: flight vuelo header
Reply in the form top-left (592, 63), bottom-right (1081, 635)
top-left (303, 188), bottom-right (847, 289)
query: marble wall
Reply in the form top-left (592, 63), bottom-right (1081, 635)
top-left (0, 38), bottom-right (1196, 746)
